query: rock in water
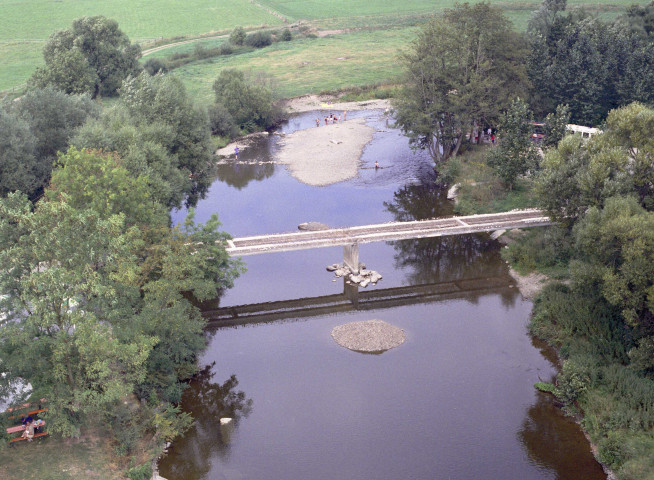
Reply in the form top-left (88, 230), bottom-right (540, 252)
top-left (331, 319), bottom-right (406, 353)
top-left (298, 222), bottom-right (330, 231)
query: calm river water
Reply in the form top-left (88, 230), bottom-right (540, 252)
top-left (159, 111), bottom-right (606, 480)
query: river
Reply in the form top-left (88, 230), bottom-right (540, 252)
top-left (158, 110), bottom-right (606, 480)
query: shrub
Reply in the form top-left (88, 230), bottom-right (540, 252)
top-left (245, 31), bottom-right (272, 48)
top-left (143, 58), bottom-right (168, 75)
top-left (208, 103), bottom-right (238, 138)
top-left (193, 43), bottom-right (212, 59)
top-left (219, 43), bottom-right (234, 55)
top-left (281, 28), bottom-right (292, 41)
top-left (127, 463), bottom-right (152, 480)
top-left (501, 226), bottom-right (573, 275)
top-left (230, 26), bottom-right (246, 46)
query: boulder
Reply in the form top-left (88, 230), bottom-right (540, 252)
top-left (298, 221), bottom-right (330, 231)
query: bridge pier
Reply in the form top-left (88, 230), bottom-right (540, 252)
top-left (343, 242), bottom-right (359, 274)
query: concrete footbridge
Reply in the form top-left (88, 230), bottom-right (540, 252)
top-left (225, 209), bottom-right (552, 258)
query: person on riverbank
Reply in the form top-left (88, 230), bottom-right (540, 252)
top-left (316, 118), bottom-right (320, 127)
top-left (234, 146), bottom-right (239, 159)
top-left (21, 421), bottom-right (35, 441)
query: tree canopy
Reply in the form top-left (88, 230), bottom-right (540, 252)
top-left (0, 88), bottom-right (99, 199)
top-left (393, 2), bottom-right (529, 166)
top-left (487, 98), bottom-right (541, 188)
top-left (212, 69), bottom-right (280, 133)
top-left (537, 102), bottom-right (654, 225)
top-left (0, 147), bottom-right (243, 441)
top-left (74, 73), bottom-right (214, 209)
top-left (30, 16), bottom-right (142, 98)
top-left (527, 1), bottom-right (654, 124)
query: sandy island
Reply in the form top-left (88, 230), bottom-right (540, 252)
top-left (216, 95), bottom-right (391, 186)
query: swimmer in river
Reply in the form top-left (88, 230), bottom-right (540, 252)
top-left (375, 161), bottom-right (380, 169)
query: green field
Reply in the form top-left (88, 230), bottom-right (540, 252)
top-left (173, 28), bottom-right (415, 104)
top-left (0, 0), bottom-right (644, 96)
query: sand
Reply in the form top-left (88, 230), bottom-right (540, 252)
top-left (275, 118), bottom-right (375, 186)
top-left (216, 95), bottom-right (391, 186)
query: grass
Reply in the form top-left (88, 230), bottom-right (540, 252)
top-left (444, 146), bottom-right (539, 215)
top-left (170, 27), bottom-right (415, 103)
top-left (0, 0), bottom-right (637, 94)
top-left (0, 428), bottom-right (125, 480)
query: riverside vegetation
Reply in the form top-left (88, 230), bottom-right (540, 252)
top-left (1, 0), bottom-right (654, 478)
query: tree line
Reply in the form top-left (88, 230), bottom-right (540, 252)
top-left (0, 14), bottom-right (269, 473)
top-left (393, 0), bottom-right (654, 167)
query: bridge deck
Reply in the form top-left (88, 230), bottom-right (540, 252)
top-left (226, 209), bottom-right (551, 256)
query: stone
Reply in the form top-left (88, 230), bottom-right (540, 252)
top-left (331, 319), bottom-right (406, 353)
top-left (298, 221), bottom-right (330, 231)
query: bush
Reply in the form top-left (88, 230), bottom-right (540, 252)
top-left (245, 31), bottom-right (272, 48)
top-left (143, 58), bottom-right (168, 75)
top-left (193, 43), bottom-right (212, 59)
top-left (554, 359), bottom-right (590, 404)
top-left (127, 463), bottom-right (152, 480)
top-left (219, 43), bottom-right (234, 55)
top-left (501, 226), bottom-right (573, 275)
top-left (281, 28), bottom-right (292, 41)
top-left (230, 26), bottom-right (246, 46)
top-left (208, 103), bottom-right (238, 138)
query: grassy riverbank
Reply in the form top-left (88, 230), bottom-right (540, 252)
top-left (444, 145), bottom-right (539, 215)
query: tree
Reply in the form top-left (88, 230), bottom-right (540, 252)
top-left (527, 1), bottom-right (654, 124)
top-left (572, 197), bottom-right (654, 336)
top-left (0, 148), bottom-right (244, 438)
top-left (619, 1), bottom-right (654, 38)
top-left (230, 26), bottom-right (246, 46)
top-left (488, 98), bottom-right (541, 188)
top-left (281, 28), bottom-right (292, 41)
top-left (47, 147), bottom-right (168, 228)
top-left (393, 2), bottom-right (530, 167)
top-left (245, 31), bottom-right (272, 48)
top-left (30, 16), bottom-right (141, 98)
top-left (212, 69), bottom-right (279, 132)
top-left (543, 103), bottom-right (571, 148)
top-left (537, 102), bottom-right (654, 225)
top-left (0, 89), bottom-right (99, 199)
top-left (143, 58), bottom-right (168, 76)
top-left (0, 109), bottom-right (39, 197)
top-left (74, 73), bottom-right (214, 208)
top-left (14, 88), bottom-right (100, 166)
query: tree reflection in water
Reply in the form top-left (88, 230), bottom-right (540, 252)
top-left (518, 391), bottom-right (607, 480)
top-left (215, 161), bottom-right (275, 190)
top-left (384, 183), bottom-right (516, 306)
top-left (158, 363), bottom-right (253, 480)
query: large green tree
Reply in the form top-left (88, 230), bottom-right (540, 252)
top-left (393, 2), bottom-right (529, 166)
top-left (527, 1), bottom-right (654, 124)
top-left (0, 148), bottom-right (243, 437)
top-left (74, 74), bottom-right (213, 208)
top-left (212, 69), bottom-right (280, 133)
top-left (0, 89), bottom-right (99, 199)
top-left (488, 98), bottom-right (541, 188)
top-left (537, 102), bottom-right (654, 225)
top-left (30, 16), bottom-right (141, 98)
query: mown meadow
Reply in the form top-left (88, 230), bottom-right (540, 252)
top-left (0, 0), bottom-right (637, 96)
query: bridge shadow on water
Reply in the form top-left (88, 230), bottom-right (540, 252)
top-left (202, 275), bottom-right (519, 328)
